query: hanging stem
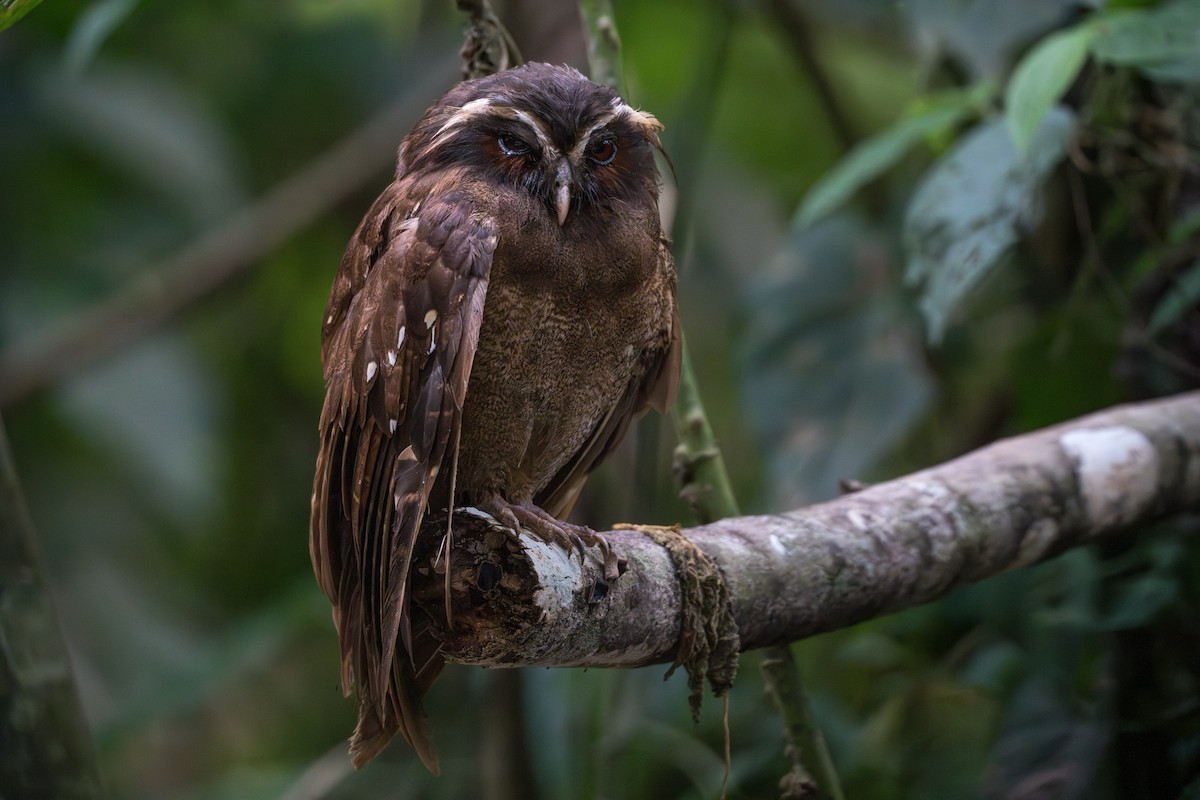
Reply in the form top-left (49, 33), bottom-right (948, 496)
top-left (671, 342), bottom-right (740, 525)
top-left (761, 647), bottom-right (845, 800)
top-left (574, 3), bottom-right (845, 797)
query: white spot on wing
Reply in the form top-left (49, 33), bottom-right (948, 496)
top-left (424, 309), bottom-right (438, 328)
top-left (365, 361), bottom-right (377, 382)
top-left (387, 350), bottom-right (397, 366)
top-left (397, 325), bottom-right (406, 348)
top-left (389, 418), bottom-right (397, 434)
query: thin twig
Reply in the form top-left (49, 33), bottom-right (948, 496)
top-left (671, 343), bottom-right (741, 526)
top-left (761, 0), bottom-right (859, 154)
top-left (577, 0), bottom-right (622, 90)
top-left (572, 1), bottom-right (844, 792)
top-left (635, 3), bottom-right (845, 793)
top-left (457, 0), bottom-right (522, 78)
top-left (0, 63), bottom-right (457, 408)
top-left (762, 648), bottom-right (843, 800)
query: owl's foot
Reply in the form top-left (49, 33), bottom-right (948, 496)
top-left (477, 495), bottom-right (622, 582)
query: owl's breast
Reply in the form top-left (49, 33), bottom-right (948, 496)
top-left (455, 255), bottom-right (668, 502)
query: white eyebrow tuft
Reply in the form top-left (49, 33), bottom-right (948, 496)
top-left (461, 97), bottom-right (492, 113)
top-left (510, 109), bottom-right (554, 151)
top-left (429, 97), bottom-right (558, 155)
top-left (431, 97), bottom-right (495, 143)
top-left (614, 99), bottom-right (664, 133)
top-left (571, 110), bottom-right (620, 160)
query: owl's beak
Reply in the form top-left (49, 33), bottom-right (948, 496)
top-left (553, 159), bottom-right (572, 226)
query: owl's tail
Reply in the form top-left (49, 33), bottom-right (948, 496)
top-left (349, 635), bottom-right (445, 773)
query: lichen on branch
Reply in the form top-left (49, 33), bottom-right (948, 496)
top-left (408, 391), bottom-right (1200, 668)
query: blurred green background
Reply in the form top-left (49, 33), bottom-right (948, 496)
top-left (2, 0), bottom-right (1199, 797)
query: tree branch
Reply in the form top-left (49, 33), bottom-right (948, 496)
top-left (412, 391), bottom-right (1200, 667)
top-left (0, 64), bottom-right (456, 409)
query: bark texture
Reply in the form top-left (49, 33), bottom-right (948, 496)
top-left (411, 391), bottom-right (1200, 668)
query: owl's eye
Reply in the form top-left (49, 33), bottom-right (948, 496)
top-left (497, 135), bottom-right (533, 157)
top-left (587, 136), bottom-right (617, 166)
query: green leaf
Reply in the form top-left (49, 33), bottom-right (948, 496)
top-left (1092, 1), bottom-right (1200, 75)
top-left (1141, 57), bottom-right (1200, 83)
top-left (796, 85), bottom-right (992, 229)
top-left (0, 0), bottom-right (43, 32)
top-left (905, 108), bottom-right (1076, 343)
top-left (1005, 23), bottom-right (1096, 154)
top-left (1147, 260), bottom-right (1200, 336)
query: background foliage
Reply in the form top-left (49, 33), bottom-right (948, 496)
top-left (2, 0), bottom-right (1199, 798)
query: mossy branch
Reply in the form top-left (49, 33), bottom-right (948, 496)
top-left (414, 392), bottom-right (1200, 667)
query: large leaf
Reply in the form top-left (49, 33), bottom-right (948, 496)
top-left (741, 215), bottom-right (933, 507)
top-left (1092, 1), bottom-right (1200, 71)
top-left (1005, 23), bottom-right (1096, 155)
top-left (904, 107), bottom-right (1076, 342)
top-left (797, 85), bottom-right (992, 229)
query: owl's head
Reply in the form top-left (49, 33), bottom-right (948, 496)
top-left (400, 63), bottom-right (666, 226)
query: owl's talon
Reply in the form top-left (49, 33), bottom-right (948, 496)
top-left (478, 495), bottom-right (619, 582)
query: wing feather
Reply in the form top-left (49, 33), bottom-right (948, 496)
top-left (310, 178), bottom-right (496, 773)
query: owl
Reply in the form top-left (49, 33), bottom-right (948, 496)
top-left (309, 62), bottom-right (681, 772)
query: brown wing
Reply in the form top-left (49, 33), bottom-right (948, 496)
top-left (536, 238), bottom-right (681, 519)
top-left (310, 176), bottom-right (496, 773)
